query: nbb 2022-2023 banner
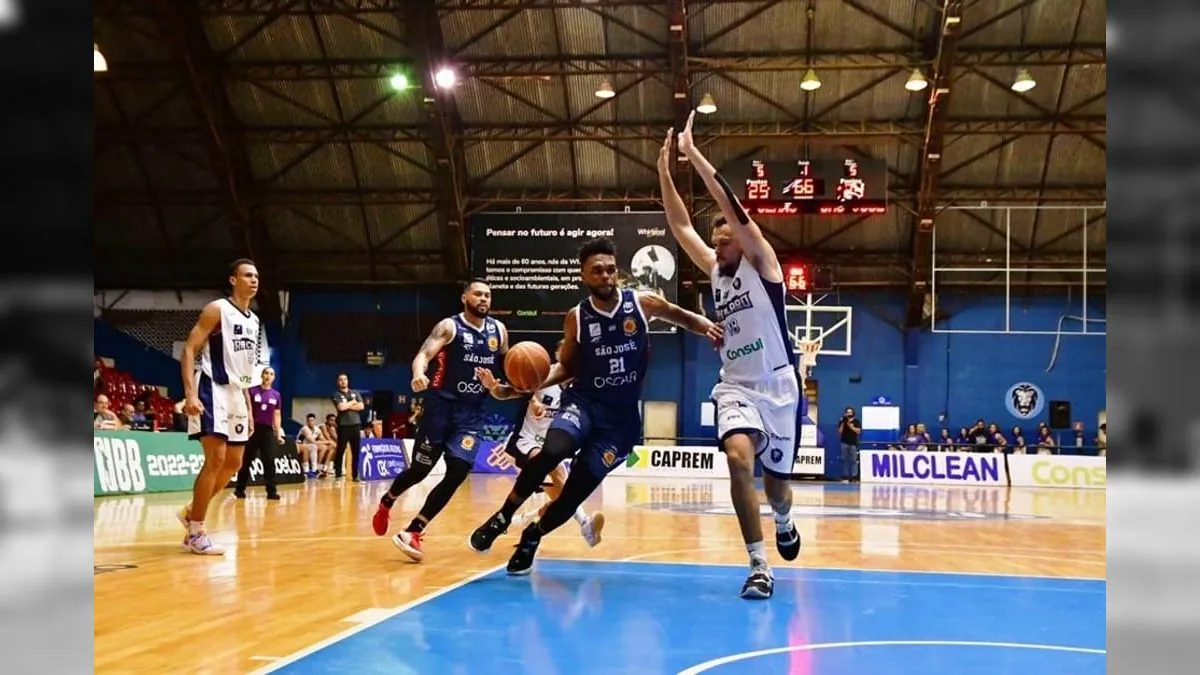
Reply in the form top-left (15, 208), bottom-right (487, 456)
top-left (471, 212), bottom-right (680, 333)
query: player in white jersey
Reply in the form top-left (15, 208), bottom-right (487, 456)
top-left (658, 113), bottom-right (801, 599)
top-left (175, 259), bottom-right (264, 555)
top-left (494, 341), bottom-right (605, 546)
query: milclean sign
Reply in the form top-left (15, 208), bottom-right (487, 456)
top-left (863, 451), bottom-right (1004, 486)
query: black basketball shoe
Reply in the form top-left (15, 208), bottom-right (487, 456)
top-left (740, 567), bottom-right (774, 600)
top-left (468, 512), bottom-right (509, 554)
top-left (506, 524), bottom-right (543, 576)
top-left (776, 521), bottom-right (802, 561)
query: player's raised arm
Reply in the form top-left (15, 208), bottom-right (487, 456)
top-left (411, 317), bottom-right (456, 392)
top-left (637, 292), bottom-right (723, 346)
top-left (180, 302), bottom-right (222, 414)
top-left (657, 127), bottom-right (717, 271)
top-left (677, 111), bottom-right (782, 283)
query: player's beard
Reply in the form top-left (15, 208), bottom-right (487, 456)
top-left (464, 303), bottom-right (489, 319)
top-left (588, 283), bottom-right (616, 302)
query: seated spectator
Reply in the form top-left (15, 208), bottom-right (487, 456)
top-left (968, 419), bottom-right (990, 451)
top-left (936, 428), bottom-right (955, 452)
top-left (296, 414), bottom-right (325, 478)
top-left (914, 423), bottom-right (932, 451)
top-left (987, 423), bottom-right (1007, 453)
top-left (898, 424), bottom-right (922, 451)
top-left (93, 395), bottom-right (121, 430)
top-left (956, 426), bottom-right (972, 447)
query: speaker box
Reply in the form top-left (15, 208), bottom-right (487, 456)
top-left (1049, 400), bottom-right (1072, 429)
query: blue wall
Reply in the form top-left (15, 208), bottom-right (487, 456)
top-left (96, 288), bottom-right (1107, 457)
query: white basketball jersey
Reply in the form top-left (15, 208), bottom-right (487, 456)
top-left (518, 384), bottom-right (562, 448)
top-left (710, 257), bottom-right (795, 385)
top-left (199, 298), bottom-right (262, 389)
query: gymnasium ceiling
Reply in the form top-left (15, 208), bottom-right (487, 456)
top-left (92, 0), bottom-right (1107, 322)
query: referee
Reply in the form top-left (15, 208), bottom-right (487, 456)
top-left (331, 372), bottom-right (365, 481)
top-left (235, 367), bottom-right (285, 499)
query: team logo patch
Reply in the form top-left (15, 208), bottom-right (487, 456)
top-left (732, 277), bottom-right (742, 290)
top-left (601, 449), bottom-right (618, 467)
top-left (461, 435), bottom-right (476, 450)
top-left (487, 336), bottom-right (499, 351)
top-left (622, 318), bottom-right (637, 336)
top-left (235, 423), bottom-right (245, 434)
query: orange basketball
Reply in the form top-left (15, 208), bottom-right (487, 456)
top-left (505, 341), bottom-right (551, 392)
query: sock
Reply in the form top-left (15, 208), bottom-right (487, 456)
top-left (572, 507), bottom-right (588, 526)
top-left (499, 496), bottom-right (522, 522)
top-left (773, 508), bottom-right (793, 534)
top-left (747, 541), bottom-right (768, 569)
top-left (380, 493), bottom-right (397, 509)
top-left (188, 520), bottom-right (205, 536)
top-left (405, 518), bottom-right (427, 534)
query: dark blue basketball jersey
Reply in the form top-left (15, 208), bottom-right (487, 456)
top-left (569, 288), bottom-right (649, 409)
top-left (429, 314), bottom-right (502, 405)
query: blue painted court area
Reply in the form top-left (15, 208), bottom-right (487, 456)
top-left (264, 561), bottom-right (1105, 675)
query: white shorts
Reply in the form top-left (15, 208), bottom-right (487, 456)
top-left (188, 373), bottom-right (251, 444)
top-left (711, 369), bottom-right (800, 477)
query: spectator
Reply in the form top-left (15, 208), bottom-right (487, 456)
top-left (1036, 426), bottom-right (1057, 454)
top-left (936, 428), bottom-right (955, 452)
top-left (837, 406), bottom-right (860, 482)
top-left (1010, 426), bottom-right (1027, 453)
top-left (296, 413), bottom-right (324, 478)
top-left (93, 395), bottom-right (121, 430)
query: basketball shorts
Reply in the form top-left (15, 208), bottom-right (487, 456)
top-left (188, 373), bottom-right (251, 444)
top-left (549, 389), bottom-right (639, 479)
top-left (412, 395), bottom-right (487, 466)
top-left (711, 369), bottom-right (800, 478)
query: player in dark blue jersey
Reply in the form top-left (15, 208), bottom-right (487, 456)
top-left (468, 237), bottom-right (723, 575)
top-left (370, 279), bottom-right (511, 562)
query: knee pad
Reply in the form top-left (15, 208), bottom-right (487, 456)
top-left (540, 428), bottom-right (577, 464)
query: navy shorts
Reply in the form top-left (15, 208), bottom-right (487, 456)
top-left (413, 395), bottom-right (487, 465)
top-left (549, 389), bottom-right (640, 479)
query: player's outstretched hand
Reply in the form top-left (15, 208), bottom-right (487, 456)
top-left (705, 320), bottom-right (725, 349)
top-left (475, 367), bottom-right (501, 393)
top-left (677, 110), bottom-right (697, 155)
top-left (182, 396), bottom-right (205, 416)
top-left (657, 127), bottom-right (673, 174)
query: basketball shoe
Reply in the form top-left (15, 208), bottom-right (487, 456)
top-left (506, 523), bottom-right (543, 576)
top-left (392, 530), bottom-right (423, 562)
top-left (468, 512), bottom-right (509, 553)
top-left (740, 565), bottom-right (774, 599)
top-left (775, 521), bottom-right (801, 561)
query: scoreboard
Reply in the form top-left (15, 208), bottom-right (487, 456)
top-left (724, 158), bottom-right (888, 216)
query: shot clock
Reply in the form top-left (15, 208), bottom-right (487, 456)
top-left (730, 158), bottom-right (888, 216)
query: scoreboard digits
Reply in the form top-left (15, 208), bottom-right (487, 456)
top-left (732, 158), bottom-right (887, 215)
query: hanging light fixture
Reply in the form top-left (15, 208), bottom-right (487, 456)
top-left (799, 68), bottom-right (821, 91)
top-left (594, 79), bottom-right (616, 99)
top-left (696, 93), bottom-right (717, 114)
top-left (93, 44), bottom-right (108, 73)
top-left (904, 67), bottom-right (928, 92)
top-left (1011, 67), bottom-right (1036, 93)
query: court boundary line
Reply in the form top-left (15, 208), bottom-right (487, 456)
top-left (544, 557), bottom-right (1107, 582)
top-left (246, 563), bottom-right (504, 674)
top-left (676, 640), bottom-right (1106, 675)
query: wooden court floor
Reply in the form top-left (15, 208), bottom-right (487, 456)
top-left (93, 475), bottom-right (1106, 675)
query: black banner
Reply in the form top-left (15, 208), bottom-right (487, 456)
top-left (471, 212), bottom-right (680, 333)
top-left (225, 439), bottom-right (307, 488)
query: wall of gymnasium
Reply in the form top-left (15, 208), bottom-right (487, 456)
top-left (95, 288), bottom-right (1106, 446)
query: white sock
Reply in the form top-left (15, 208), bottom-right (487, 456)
top-left (747, 541), bottom-right (768, 569)
top-left (773, 507), bottom-right (793, 534)
top-left (573, 507), bottom-right (588, 526)
top-left (307, 448), bottom-right (318, 470)
top-left (188, 520), bottom-right (205, 535)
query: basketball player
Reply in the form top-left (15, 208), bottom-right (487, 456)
top-left (175, 259), bottom-right (264, 555)
top-left (659, 113), bottom-right (802, 599)
top-left (369, 279), bottom-right (510, 562)
top-left (478, 340), bottom-right (604, 546)
top-left (468, 237), bottom-right (722, 575)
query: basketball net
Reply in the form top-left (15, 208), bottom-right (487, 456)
top-left (798, 338), bottom-right (821, 384)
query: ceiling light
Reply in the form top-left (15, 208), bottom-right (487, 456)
top-left (389, 73), bottom-right (409, 91)
top-left (93, 44), bottom-right (108, 73)
top-left (904, 67), bottom-right (928, 92)
top-left (1011, 67), bottom-right (1036, 93)
top-left (800, 68), bottom-right (821, 91)
top-left (434, 67), bottom-right (457, 89)
top-left (594, 79), bottom-right (615, 99)
top-left (696, 93), bottom-right (717, 114)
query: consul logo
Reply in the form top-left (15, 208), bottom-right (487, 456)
top-left (725, 337), bottom-right (764, 361)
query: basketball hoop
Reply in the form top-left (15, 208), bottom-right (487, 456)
top-left (798, 338), bottom-right (821, 379)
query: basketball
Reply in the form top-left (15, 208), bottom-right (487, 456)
top-left (505, 341), bottom-right (551, 392)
